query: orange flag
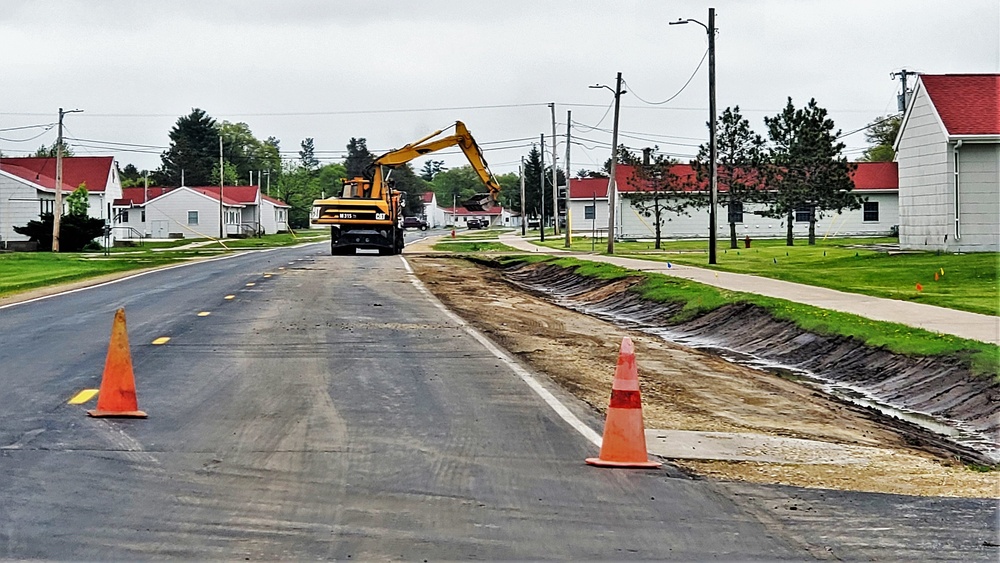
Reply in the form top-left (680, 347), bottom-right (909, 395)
top-left (916, 283), bottom-right (923, 292)
top-left (934, 272), bottom-right (939, 281)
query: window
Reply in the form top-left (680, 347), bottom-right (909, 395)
top-left (795, 207), bottom-right (812, 222)
top-left (39, 199), bottom-right (54, 216)
top-left (584, 205), bottom-right (595, 220)
top-left (187, 211), bottom-right (199, 225)
top-left (119, 210), bottom-right (129, 223)
top-left (727, 202), bottom-right (744, 224)
top-left (140, 209), bottom-right (146, 222)
top-left (863, 201), bottom-right (879, 222)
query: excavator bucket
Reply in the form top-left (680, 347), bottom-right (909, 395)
top-left (462, 193), bottom-right (494, 212)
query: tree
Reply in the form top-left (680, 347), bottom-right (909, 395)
top-left (344, 138), bottom-right (375, 178)
top-left (431, 166), bottom-right (486, 210)
top-left (520, 146), bottom-right (545, 220)
top-left (419, 160), bottom-right (447, 181)
top-left (694, 106), bottom-right (768, 248)
top-left (218, 121), bottom-right (281, 184)
top-left (14, 185), bottom-right (103, 251)
top-left (386, 163), bottom-right (429, 215)
top-left (33, 142), bottom-right (74, 157)
top-left (210, 159), bottom-right (239, 186)
top-left (859, 115), bottom-right (901, 162)
top-left (157, 108), bottom-right (219, 186)
top-left (299, 138), bottom-right (319, 171)
top-left (628, 153), bottom-right (696, 249)
top-left (763, 97), bottom-right (861, 245)
top-left (602, 145), bottom-right (641, 175)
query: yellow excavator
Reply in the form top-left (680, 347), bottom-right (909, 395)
top-left (311, 121), bottom-right (502, 255)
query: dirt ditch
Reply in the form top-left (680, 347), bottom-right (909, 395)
top-left (408, 254), bottom-right (998, 498)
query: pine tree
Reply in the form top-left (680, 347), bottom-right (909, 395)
top-left (299, 138), bottom-right (319, 171)
top-left (157, 108), bottom-right (219, 187)
top-left (628, 151), bottom-right (696, 249)
top-left (344, 138), bottom-right (375, 178)
top-left (763, 98), bottom-right (860, 245)
top-left (695, 106), bottom-right (768, 248)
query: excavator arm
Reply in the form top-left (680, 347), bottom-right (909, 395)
top-left (374, 121), bottom-right (502, 211)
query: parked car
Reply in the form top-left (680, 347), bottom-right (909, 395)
top-left (466, 218), bottom-right (489, 229)
top-left (402, 216), bottom-right (429, 230)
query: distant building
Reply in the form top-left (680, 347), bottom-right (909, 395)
top-left (568, 162), bottom-right (898, 240)
top-left (112, 185), bottom-right (289, 239)
top-left (0, 156), bottom-right (123, 248)
top-left (895, 74), bottom-right (999, 252)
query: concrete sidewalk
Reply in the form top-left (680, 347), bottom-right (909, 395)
top-left (498, 232), bottom-right (999, 345)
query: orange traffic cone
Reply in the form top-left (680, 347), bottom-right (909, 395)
top-left (586, 337), bottom-right (660, 468)
top-left (88, 308), bottom-right (147, 418)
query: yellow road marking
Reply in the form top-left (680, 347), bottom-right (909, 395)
top-left (224, 295), bottom-right (235, 300)
top-left (263, 274), bottom-right (272, 278)
top-left (152, 337), bottom-right (170, 345)
top-left (68, 389), bottom-right (98, 405)
top-left (278, 267), bottom-right (285, 270)
top-left (197, 311), bottom-right (211, 317)
top-left (245, 282), bottom-right (256, 287)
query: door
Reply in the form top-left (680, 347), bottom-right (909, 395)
top-left (151, 220), bottom-right (168, 238)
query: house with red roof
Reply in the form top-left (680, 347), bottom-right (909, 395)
top-left (0, 156), bottom-right (123, 248)
top-left (568, 162), bottom-right (899, 240)
top-left (894, 74), bottom-right (999, 252)
top-left (112, 185), bottom-right (289, 239)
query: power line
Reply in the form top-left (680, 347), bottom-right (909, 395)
top-left (622, 48), bottom-right (709, 106)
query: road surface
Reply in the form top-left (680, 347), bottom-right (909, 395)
top-left (0, 238), bottom-right (995, 560)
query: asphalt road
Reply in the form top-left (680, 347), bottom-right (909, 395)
top-left (0, 238), bottom-right (996, 560)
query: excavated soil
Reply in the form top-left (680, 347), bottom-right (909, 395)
top-left (408, 255), bottom-right (999, 498)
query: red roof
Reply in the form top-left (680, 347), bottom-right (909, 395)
top-left (114, 186), bottom-right (173, 206)
top-left (570, 162), bottom-right (896, 198)
top-left (0, 156), bottom-right (115, 192)
top-left (191, 185), bottom-right (258, 205)
top-left (421, 192), bottom-right (435, 204)
top-left (920, 74), bottom-right (1000, 136)
top-left (189, 187), bottom-right (245, 206)
top-left (262, 194), bottom-right (290, 208)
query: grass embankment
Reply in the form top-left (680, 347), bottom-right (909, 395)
top-left (432, 229), bottom-right (518, 252)
top-left (535, 237), bottom-right (1000, 316)
top-left (498, 255), bottom-right (1000, 378)
top-left (0, 232), bottom-right (328, 298)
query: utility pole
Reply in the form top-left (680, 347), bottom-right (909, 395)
top-left (539, 134), bottom-right (545, 242)
top-left (671, 8), bottom-right (718, 264)
top-left (52, 107), bottom-right (82, 252)
top-left (564, 109), bottom-right (572, 248)
top-left (890, 69), bottom-right (918, 112)
top-left (549, 102), bottom-right (559, 236)
top-left (606, 72), bottom-right (623, 254)
top-left (519, 157), bottom-right (526, 236)
top-left (219, 136), bottom-right (224, 239)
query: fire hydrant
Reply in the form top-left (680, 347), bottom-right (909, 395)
top-left (451, 229), bottom-right (456, 239)
top-left (744, 235), bottom-right (752, 248)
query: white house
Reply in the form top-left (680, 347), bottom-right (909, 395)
top-left (569, 163), bottom-right (899, 240)
top-left (0, 156), bottom-right (123, 248)
top-left (113, 185), bottom-right (290, 239)
top-left (895, 74), bottom-right (999, 252)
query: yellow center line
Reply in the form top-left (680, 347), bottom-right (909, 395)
top-left (224, 295), bottom-right (235, 300)
top-left (152, 337), bottom-right (170, 345)
top-left (197, 311), bottom-right (211, 317)
top-left (278, 267), bottom-right (285, 270)
top-left (68, 389), bottom-right (98, 405)
top-left (263, 274), bottom-right (272, 278)
top-left (245, 282), bottom-right (256, 287)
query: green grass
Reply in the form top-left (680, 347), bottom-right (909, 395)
top-left (496, 255), bottom-right (1000, 378)
top-left (535, 236), bottom-right (1000, 316)
top-left (0, 252), bottom-right (185, 297)
top-left (0, 231), bottom-right (330, 298)
top-left (431, 241), bottom-right (518, 253)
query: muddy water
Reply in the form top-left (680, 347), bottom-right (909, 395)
top-left (502, 262), bottom-right (1000, 465)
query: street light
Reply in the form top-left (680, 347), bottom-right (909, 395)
top-left (589, 72), bottom-right (626, 254)
top-left (670, 7), bottom-right (718, 264)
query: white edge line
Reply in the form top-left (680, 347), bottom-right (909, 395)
top-left (0, 244), bottom-right (314, 311)
top-left (400, 255), bottom-right (602, 448)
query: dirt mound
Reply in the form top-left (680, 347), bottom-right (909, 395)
top-left (501, 261), bottom-right (1000, 463)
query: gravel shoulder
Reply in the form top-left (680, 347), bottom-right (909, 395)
top-left (408, 254), bottom-right (997, 498)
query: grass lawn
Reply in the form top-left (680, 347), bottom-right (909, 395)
top-left (432, 240), bottom-right (518, 253)
top-left (501, 255), bottom-right (1000, 378)
top-left (0, 231), bottom-right (329, 298)
top-left (0, 252), bottom-right (184, 297)
top-left (535, 236), bottom-right (1000, 316)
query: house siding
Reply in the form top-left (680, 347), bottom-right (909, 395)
top-left (146, 189), bottom-right (229, 239)
top-left (897, 84), bottom-right (952, 250)
top-left (955, 143), bottom-right (1000, 251)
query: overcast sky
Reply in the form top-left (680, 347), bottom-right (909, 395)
top-left (1, 0), bottom-right (997, 180)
